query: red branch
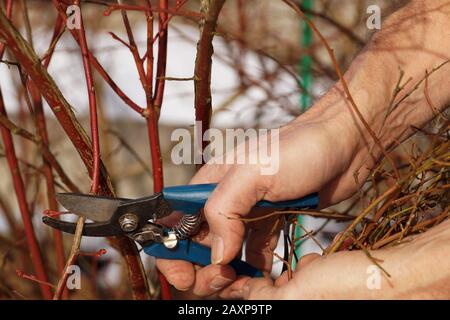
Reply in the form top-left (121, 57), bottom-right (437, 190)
top-left (0, 90), bottom-right (52, 299)
top-left (76, 0), bottom-right (101, 194)
top-left (24, 2), bottom-right (67, 278)
top-left (52, 0), bottom-right (144, 114)
top-left (0, 9), bottom-right (113, 195)
top-left (53, 1), bottom-right (114, 300)
top-left (0, 1), bottom-right (52, 300)
top-left (29, 84), bottom-right (66, 277)
top-left (42, 13), bottom-right (65, 68)
top-left (153, 0), bottom-right (168, 110)
top-left (103, 2), bottom-right (201, 19)
top-left (194, 0), bottom-right (225, 163)
top-left (112, 0), bottom-right (170, 298)
top-left (153, 0), bottom-right (171, 300)
top-left (144, 0), bottom-right (167, 195)
top-left (16, 269), bottom-right (55, 289)
top-left (0, 8), bottom-right (150, 300)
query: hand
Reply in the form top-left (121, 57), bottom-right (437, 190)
top-left (235, 219), bottom-right (450, 299)
top-left (157, 0), bottom-right (450, 297)
top-left (156, 97), bottom-right (369, 296)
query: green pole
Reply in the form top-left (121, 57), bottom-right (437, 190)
top-left (300, 4), bottom-right (313, 112)
top-left (293, 0), bottom-right (313, 270)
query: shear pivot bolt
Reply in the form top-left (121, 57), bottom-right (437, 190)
top-left (119, 213), bottom-right (139, 232)
top-left (163, 231), bottom-right (178, 249)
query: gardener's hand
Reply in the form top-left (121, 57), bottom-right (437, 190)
top-left (231, 219), bottom-right (450, 299)
top-left (156, 0), bottom-right (450, 297)
top-left (156, 97), bottom-right (369, 296)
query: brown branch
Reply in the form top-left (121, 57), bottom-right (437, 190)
top-left (0, 113), bottom-right (37, 142)
top-left (0, 9), bottom-right (113, 195)
top-left (0, 8), bottom-right (150, 300)
top-left (17, 0), bottom-right (68, 280)
top-left (282, 0), bottom-right (400, 180)
top-left (52, 217), bottom-right (84, 299)
top-left (194, 0), bottom-right (225, 165)
top-left (99, 1), bottom-right (202, 19)
top-left (29, 55), bottom-right (67, 284)
top-left (292, 0), bottom-right (365, 46)
top-left (0, 2), bottom-right (52, 299)
top-left (0, 195), bottom-right (20, 238)
top-left (326, 184), bottom-right (400, 254)
top-left (53, 0), bottom-right (103, 299)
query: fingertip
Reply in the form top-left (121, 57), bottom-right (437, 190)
top-left (296, 253), bottom-right (321, 271)
top-left (156, 259), bottom-right (195, 291)
top-left (274, 271), bottom-right (289, 287)
top-left (219, 276), bottom-right (250, 299)
top-left (242, 277), bottom-right (276, 300)
top-left (192, 264), bottom-right (236, 297)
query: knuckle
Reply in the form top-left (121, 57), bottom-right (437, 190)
top-left (203, 200), bottom-right (217, 219)
top-left (157, 260), bottom-right (194, 288)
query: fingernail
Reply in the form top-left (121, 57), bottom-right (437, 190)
top-left (174, 286), bottom-right (190, 292)
top-left (229, 290), bottom-right (243, 299)
top-left (211, 235), bottom-right (224, 264)
top-left (209, 275), bottom-right (233, 290)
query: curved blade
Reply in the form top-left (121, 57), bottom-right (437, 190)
top-left (42, 216), bottom-right (122, 237)
top-left (56, 193), bottom-right (122, 222)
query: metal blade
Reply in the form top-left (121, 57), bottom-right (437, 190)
top-left (42, 216), bottom-right (121, 237)
top-left (56, 193), bottom-right (122, 222)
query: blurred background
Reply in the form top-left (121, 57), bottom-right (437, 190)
top-left (0, 0), bottom-right (409, 299)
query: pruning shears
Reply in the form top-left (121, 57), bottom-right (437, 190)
top-left (42, 183), bottom-right (319, 278)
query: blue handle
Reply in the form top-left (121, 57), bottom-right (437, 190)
top-left (157, 183), bottom-right (318, 277)
top-left (163, 183), bottom-right (319, 214)
top-left (145, 239), bottom-right (263, 277)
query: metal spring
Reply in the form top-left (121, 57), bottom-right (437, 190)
top-left (171, 214), bottom-right (202, 240)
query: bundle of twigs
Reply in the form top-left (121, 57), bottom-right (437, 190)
top-left (262, 117), bottom-right (449, 278)
top-left (327, 117), bottom-right (449, 254)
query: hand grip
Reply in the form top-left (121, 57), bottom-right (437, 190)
top-left (163, 183), bottom-right (319, 214)
top-left (144, 239), bottom-right (263, 278)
